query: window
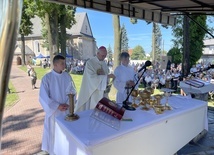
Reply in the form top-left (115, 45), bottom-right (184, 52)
top-left (34, 41), bottom-right (40, 53)
top-left (38, 43), bottom-right (40, 52)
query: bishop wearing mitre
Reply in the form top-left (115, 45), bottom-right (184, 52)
top-left (74, 46), bottom-right (115, 112)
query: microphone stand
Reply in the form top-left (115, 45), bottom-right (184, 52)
top-left (123, 68), bottom-right (147, 111)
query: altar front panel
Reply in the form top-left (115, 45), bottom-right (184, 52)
top-left (54, 96), bottom-right (208, 155)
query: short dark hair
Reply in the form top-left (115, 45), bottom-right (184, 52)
top-left (53, 55), bottom-right (65, 64)
top-left (120, 52), bottom-right (130, 59)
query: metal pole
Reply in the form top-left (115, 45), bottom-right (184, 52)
top-left (0, 0), bottom-right (23, 147)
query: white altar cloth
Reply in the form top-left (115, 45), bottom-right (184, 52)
top-left (180, 79), bottom-right (214, 94)
top-left (54, 96), bottom-right (208, 155)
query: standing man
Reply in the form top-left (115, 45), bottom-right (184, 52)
top-left (39, 55), bottom-right (76, 154)
top-left (75, 46), bottom-right (115, 112)
top-left (113, 52), bottom-right (137, 103)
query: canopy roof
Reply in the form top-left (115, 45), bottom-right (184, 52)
top-left (47, 0), bottom-right (214, 26)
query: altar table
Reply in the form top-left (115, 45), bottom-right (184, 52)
top-left (53, 95), bottom-right (208, 155)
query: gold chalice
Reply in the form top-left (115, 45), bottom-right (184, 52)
top-left (154, 94), bottom-right (163, 105)
top-left (148, 98), bottom-right (156, 107)
top-left (139, 90), bottom-right (150, 110)
top-left (146, 87), bottom-right (154, 95)
top-left (131, 89), bottom-right (139, 107)
top-left (153, 105), bottom-right (165, 114)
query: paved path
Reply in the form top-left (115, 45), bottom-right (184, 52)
top-left (1, 65), bottom-right (44, 155)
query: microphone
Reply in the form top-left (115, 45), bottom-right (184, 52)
top-left (138, 60), bottom-right (152, 73)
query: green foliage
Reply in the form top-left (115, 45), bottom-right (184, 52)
top-left (27, 0), bottom-right (76, 53)
top-left (172, 15), bottom-right (207, 66)
top-left (6, 82), bottom-right (19, 107)
top-left (189, 15), bottom-right (207, 66)
top-left (19, 66), bottom-right (82, 93)
top-left (167, 47), bottom-right (182, 64)
top-left (107, 44), bottom-right (113, 60)
top-left (19, 0), bottom-right (34, 35)
top-left (172, 15), bottom-right (183, 48)
top-left (131, 45), bottom-right (146, 60)
top-left (121, 24), bottom-right (129, 52)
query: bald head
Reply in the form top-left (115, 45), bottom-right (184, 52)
top-left (97, 46), bottom-right (107, 61)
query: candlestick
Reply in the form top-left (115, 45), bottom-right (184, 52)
top-left (65, 94), bottom-right (79, 121)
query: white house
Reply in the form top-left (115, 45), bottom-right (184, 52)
top-left (200, 39), bottom-right (214, 64)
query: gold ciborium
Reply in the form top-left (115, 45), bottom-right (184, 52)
top-left (148, 98), bottom-right (156, 107)
top-left (146, 87), bottom-right (154, 95)
top-left (154, 94), bottom-right (162, 105)
top-left (153, 105), bottom-right (165, 114)
top-left (65, 94), bottom-right (79, 121)
top-left (131, 89), bottom-right (139, 107)
top-left (139, 90), bottom-right (150, 110)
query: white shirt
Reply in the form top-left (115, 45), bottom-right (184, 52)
top-left (39, 70), bottom-right (75, 154)
top-left (114, 64), bottom-right (137, 103)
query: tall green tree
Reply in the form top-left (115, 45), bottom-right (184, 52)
top-left (167, 47), bottom-right (182, 64)
top-left (58, 5), bottom-right (76, 57)
top-left (131, 45), bottom-right (146, 60)
top-left (172, 15), bottom-right (207, 67)
top-left (107, 44), bottom-right (113, 60)
top-left (121, 24), bottom-right (129, 52)
top-left (28, 0), bottom-right (76, 67)
top-left (189, 15), bottom-right (207, 66)
top-left (19, 0), bottom-right (34, 65)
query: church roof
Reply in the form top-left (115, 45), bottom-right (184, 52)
top-left (67, 12), bottom-right (93, 38)
top-left (14, 45), bottom-right (35, 55)
top-left (20, 12), bottom-right (93, 39)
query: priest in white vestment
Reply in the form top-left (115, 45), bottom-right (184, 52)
top-left (113, 52), bottom-right (137, 103)
top-left (75, 46), bottom-right (115, 112)
top-left (39, 55), bottom-right (76, 155)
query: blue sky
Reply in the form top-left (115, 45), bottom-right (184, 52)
top-left (77, 7), bottom-right (174, 54)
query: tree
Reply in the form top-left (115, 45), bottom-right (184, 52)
top-left (113, 15), bottom-right (121, 69)
top-left (131, 45), bottom-right (146, 60)
top-left (167, 47), bottom-right (182, 64)
top-left (107, 44), bottom-right (113, 60)
top-left (58, 5), bottom-right (76, 57)
top-left (121, 24), bottom-right (129, 52)
top-left (19, 0), bottom-right (34, 65)
top-left (28, 0), bottom-right (76, 67)
top-left (172, 15), bottom-right (207, 67)
top-left (152, 23), bottom-right (162, 61)
top-left (189, 15), bottom-right (207, 67)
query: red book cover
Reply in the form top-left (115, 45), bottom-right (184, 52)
top-left (96, 97), bottom-right (125, 120)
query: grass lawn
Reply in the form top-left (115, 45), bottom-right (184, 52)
top-left (6, 81), bottom-right (19, 107)
top-left (71, 74), bottom-right (83, 93)
top-left (19, 65), bottom-right (83, 93)
top-left (19, 66), bottom-right (51, 80)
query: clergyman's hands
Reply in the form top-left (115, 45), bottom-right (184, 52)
top-left (58, 103), bottom-right (69, 111)
top-left (97, 68), bottom-right (105, 75)
top-left (108, 73), bottom-right (115, 79)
